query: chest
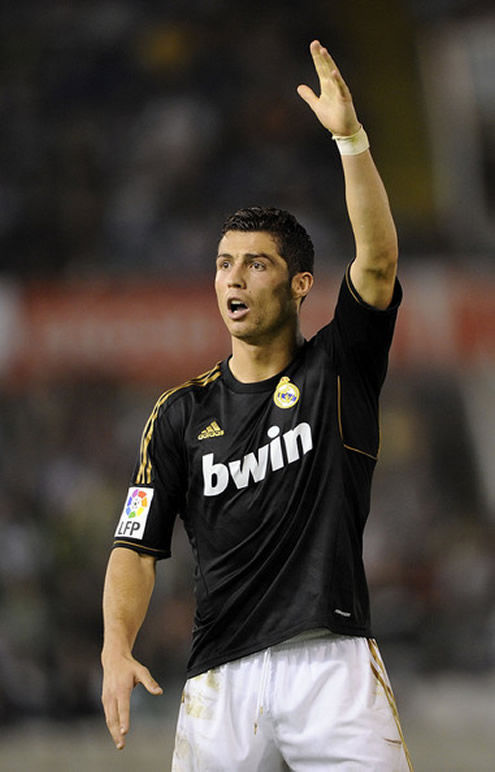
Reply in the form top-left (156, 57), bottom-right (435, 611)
top-left (184, 356), bottom-right (339, 499)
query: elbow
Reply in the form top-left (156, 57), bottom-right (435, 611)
top-left (360, 243), bottom-right (398, 282)
top-left (351, 244), bottom-right (399, 310)
top-left (372, 236), bottom-right (399, 274)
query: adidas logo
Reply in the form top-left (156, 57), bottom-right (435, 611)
top-left (198, 421), bottom-right (225, 440)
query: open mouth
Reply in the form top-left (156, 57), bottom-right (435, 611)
top-left (228, 299), bottom-right (249, 319)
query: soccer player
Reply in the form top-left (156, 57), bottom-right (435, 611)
top-left (101, 40), bottom-right (413, 770)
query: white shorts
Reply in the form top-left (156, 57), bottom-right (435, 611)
top-left (172, 634), bottom-right (413, 771)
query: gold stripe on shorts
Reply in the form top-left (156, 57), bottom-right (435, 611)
top-left (368, 639), bottom-right (414, 771)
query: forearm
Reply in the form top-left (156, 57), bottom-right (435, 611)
top-left (101, 548), bottom-right (161, 750)
top-left (297, 41), bottom-right (398, 308)
top-left (102, 547), bottom-right (156, 661)
top-left (342, 148), bottom-right (398, 309)
top-left (342, 150), bottom-right (398, 267)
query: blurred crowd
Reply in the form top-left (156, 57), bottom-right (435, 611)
top-left (0, 0), bottom-right (351, 280)
top-left (1, 0), bottom-right (493, 282)
top-left (0, 0), bottom-right (494, 722)
top-left (0, 373), bottom-right (493, 722)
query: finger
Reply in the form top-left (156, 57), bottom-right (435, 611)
top-left (104, 696), bottom-right (128, 750)
top-left (309, 40), bottom-right (338, 72)
top-left (309, 40), bottom-right (335, 82)
top-left (136, 667), bottom-right (163, 696)
top-left (309, 41), bottom-right (348, 99)
top-left (316, 45), bottom-right (352, 98)
top-left (117, 693), bottom-right (131, 745)
top-left (329, 67), bottom-right (352, 101)
top-left (296, 84), bottom-right (319, 112)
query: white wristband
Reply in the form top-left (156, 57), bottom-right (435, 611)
top-left (332, 125), bottom-right (370, 156)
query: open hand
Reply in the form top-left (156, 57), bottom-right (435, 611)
top-left (297, 40), bottom-right (360, 137)
top-left (101, 654), bottom-right (163, 750)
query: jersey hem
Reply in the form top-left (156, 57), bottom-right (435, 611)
top-left (112, 541), bottom-right (171, 560)
top-left (186, 620), bottom-right (373, 678)
top-left (345, 262), bottom-right (402, 312)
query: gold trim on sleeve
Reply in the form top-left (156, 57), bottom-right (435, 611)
top-left (337, 375), bottom-right (380, 461)
top-left (136, 364), bottom-right (222, 485)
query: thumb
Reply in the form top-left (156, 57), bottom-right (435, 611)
top-left (136, 667), bottom-right (163, 696)
top-left (297, 84), bottom-right (319, 112)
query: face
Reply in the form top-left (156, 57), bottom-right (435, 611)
top-left (215, 230), bottom-right (304, 345)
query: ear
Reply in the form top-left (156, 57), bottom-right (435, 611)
top-left (291, 272), bottom-right (314, 304)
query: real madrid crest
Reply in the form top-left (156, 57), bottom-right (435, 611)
top-left (273, 376), bottom-right (300, 409)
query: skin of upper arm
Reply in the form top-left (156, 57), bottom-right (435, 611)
top-left (108, 547), bottom-right (156, 592)
top-left (350, 251), bottom-right (398, 310)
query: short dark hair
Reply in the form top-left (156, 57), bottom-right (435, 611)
top-left (221, 206), bottom-right (314, 278)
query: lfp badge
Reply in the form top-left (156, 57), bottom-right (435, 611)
top-left (115, 487), bottom-right (154, 540)
top-left (273, 376), bottom-right (300, 409)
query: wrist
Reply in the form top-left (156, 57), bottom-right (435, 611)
top-left (101, 637), bottom-right (134, 665)
top-left (332, 124), bottom-right (370, 156)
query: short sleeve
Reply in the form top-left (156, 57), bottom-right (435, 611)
top-left (112, 399), bottom-right (187, 559)
top-left (317, 265), bottom-right (402, 460)
top-left (333, 264), bottom-right (402, 391)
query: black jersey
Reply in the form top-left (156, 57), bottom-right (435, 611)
top-left (113, 266), bottom-right (402, 677)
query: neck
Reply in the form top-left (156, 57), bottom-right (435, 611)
top-left (229, 328), bottom-right (305, 383)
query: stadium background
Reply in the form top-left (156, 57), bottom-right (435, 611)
top-left (0, 1), bottom-right (494, 769)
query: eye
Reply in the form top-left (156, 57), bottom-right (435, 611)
top-left (251, 260), bottom-right (265, 271)
top-left (217, 259), bottom-right (231, 270)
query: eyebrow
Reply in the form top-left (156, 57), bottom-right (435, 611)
top-left (216, 252), bottom-right (275, 262)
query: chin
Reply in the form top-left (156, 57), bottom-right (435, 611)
top-left (230, 326), bottom-right (260, 344)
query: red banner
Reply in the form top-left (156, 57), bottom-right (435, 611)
top-left (0, 272), bottom-right (493, 385)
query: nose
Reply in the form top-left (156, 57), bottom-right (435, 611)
top-left (227, 262), bottom-right (246, 288)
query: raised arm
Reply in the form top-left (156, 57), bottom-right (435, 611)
top-left (101, 548), bottom-right (163, 750)
top-left (297, 40), bottom-right (398, 310)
